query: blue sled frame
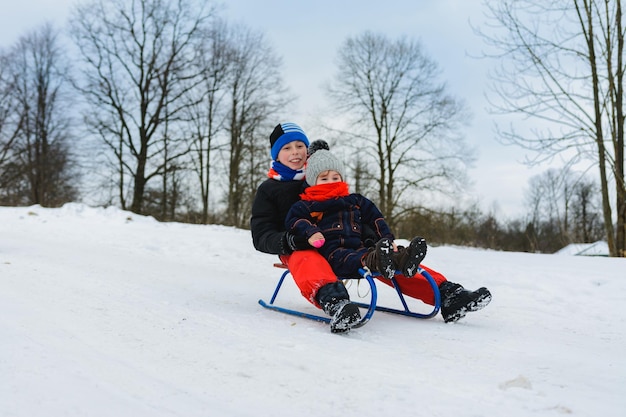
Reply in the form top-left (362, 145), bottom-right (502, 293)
top-left (258, 264), bottom-right (441, 327)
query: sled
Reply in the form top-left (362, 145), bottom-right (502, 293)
top-left (258, 263), bottom-right (441, 327)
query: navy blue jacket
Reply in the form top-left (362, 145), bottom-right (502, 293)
top-left (285, 192), bottom-right (394, 277)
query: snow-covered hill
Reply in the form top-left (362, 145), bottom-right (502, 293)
top-left (1, 204), bottom-right (624, 417)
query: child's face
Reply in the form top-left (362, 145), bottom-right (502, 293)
top-left (277, 141), bottom-right (307, 170)
top-left (316, 170), bottom-right (342, 185)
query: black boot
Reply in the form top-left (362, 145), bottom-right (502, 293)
top-left (439, 281), bottom-right (492, 323)
top-left (316, 282), bottom-right (362, 333)
top-left (393, 237), bottom-right (427, 277)
top-left (361, 238), bottom-right (395, 279)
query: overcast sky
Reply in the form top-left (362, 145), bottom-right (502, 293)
top-left (0, 0), bottom-right (553, 219)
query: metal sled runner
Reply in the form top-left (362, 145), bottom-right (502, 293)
top-left (258, 263), bottom-right (441, 327)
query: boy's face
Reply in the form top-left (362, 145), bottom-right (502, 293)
top-left (316, 170), bottom-right (342, 185)
top-left (277, 141), bottom-right (307, 170)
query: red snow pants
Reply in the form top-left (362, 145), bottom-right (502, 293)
top-left (280, 249), bottom-right (447, 308)
top-left (280, 250), bottom-right (337, 307)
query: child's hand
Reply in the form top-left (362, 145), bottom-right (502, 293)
top-left (308, 232), bottom-right (325, 248)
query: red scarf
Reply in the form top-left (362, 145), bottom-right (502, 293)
top-left (300, 182), bottom-right (350, 202)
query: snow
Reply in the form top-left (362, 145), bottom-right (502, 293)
top-left (555, 241), bottom-right (610, 257)
top-left (1, 203), bottom-right (625, 417)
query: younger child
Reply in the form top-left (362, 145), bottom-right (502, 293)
top-left (285, 149), bottom-right (428, 281)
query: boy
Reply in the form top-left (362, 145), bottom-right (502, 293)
top-left (250, 123), bottom-right (363, 333)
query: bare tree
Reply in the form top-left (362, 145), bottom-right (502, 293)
top-left (221, 24), bottom-right (292, 228)
top-left (524, 167), bottom-right (605, 251)
top-left (524, 168), bottom-right (576, 248)
top-left (0, 52), bottom-right (22, 169)
top-left (0, 51), bottom-right (23, 199)
top-left (570, 178), bottom-right (605, 242)
top-left (326, 32), bottom-right (473, 229)
top-left (0, 23), bottom-right (77, 206)
top-left (69, 0), bottom-right (215, 214)
top-left (478, 0), bottom-right (626, 256)
top-left (185, 19), bottom-right (232, 224)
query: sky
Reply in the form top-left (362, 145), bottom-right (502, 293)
top-left (0, 0), bottom-right (556, 219)
top-left (1, 203), bottom-right (625, 416)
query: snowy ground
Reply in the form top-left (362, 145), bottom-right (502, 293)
top-left (1, 204), bottom-right (624, 417)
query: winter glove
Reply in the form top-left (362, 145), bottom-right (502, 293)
top-left (284, 232), bottom-right (311, 252)
top-left (308, 139), bottom-right (330, 157)
top-left (361, 224), bottom-right (379, 248)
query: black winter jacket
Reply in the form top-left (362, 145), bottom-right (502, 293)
top-left (250, 178), bottom-right (307, 255)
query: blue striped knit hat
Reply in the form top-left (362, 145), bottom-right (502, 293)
top-left (269, 122), bottom-right (310, 160)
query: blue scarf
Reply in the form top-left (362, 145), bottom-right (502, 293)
top-left (267, 161), bottom-right (306, 181)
